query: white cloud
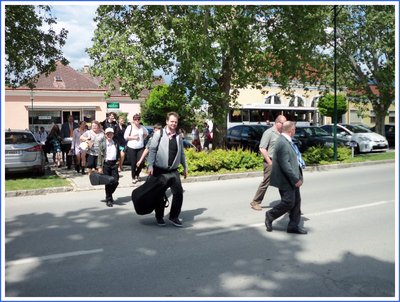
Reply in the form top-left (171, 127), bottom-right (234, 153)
top-left (50, 4), bottom-right (98, 69)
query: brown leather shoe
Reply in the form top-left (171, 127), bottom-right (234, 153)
top-left (250, 201), bottom-right (262, 211)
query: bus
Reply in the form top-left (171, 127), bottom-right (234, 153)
top-left (227, 103), bottom-right (319, 128)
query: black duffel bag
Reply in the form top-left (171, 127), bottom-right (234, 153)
top-left (131, 173), bottom-right (176, 215)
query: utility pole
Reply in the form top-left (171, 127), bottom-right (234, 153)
top-left (333, 5), bottom-right (338, 161)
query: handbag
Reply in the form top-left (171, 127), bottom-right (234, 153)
top-left (79, 141), bottom-right (89, 151)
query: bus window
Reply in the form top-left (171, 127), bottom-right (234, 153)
top-left (229, 110), bottom-right (242, 123)
top-left (242, 109), bottom-right (250, 123)
top-left (250, 109), bottom-right (264, 123)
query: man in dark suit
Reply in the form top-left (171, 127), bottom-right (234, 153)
top-left (60, 115), bottom-right (78, 169)
top-left (265, 121), bottom-right (307, 235)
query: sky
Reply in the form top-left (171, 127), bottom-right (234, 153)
top-left (49, 3), bottom-right (170, 81)
top-left (50, 4), bottom-right (98, 70)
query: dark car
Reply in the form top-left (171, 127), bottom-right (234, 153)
top-left (225, 124), bottom-right (271, 152)
top-left (294, 126), bottom-right (349, 153)
top-left (371, 124), bottom-right (395, 147)
top-left (5, 129), bottom-right (46, 175)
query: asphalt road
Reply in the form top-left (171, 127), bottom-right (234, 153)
top-left (4, 162), bottom-right (396, 298)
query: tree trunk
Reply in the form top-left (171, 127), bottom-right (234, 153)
top-left (211, 55), bottom-right (232, 150)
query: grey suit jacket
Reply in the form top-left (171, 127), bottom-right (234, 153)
top-left (270, 135), bottom-right (302, 191)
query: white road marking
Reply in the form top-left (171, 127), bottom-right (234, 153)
top-left (7, 248), bottom-right (104, 266)
top-left (304, 200), bottom-right (394, 217)
top-left (197, 200), bottom-right (394, 237)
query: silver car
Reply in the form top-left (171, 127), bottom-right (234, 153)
top-left (5, 129), bottom-right (46, 175)
top-left (321, 124), bottom-right (388, 153)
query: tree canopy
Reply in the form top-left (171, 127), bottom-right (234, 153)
top-left (324, 5), bottom-right (395, 135)
top-left (5, 5), bottom-right (68, 88)
top-left (87, 5), bottom-right (329, 148)
top-left (141, 84), bottom-right (200, 130)
top-left (318, 93), bottom-right (348, 121)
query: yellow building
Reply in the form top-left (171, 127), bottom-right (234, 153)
top-left (233, 83), bottom-right (395, 127)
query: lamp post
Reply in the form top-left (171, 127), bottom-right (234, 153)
top-left (333, 5), bottom-right (338, 161)
top-left (30, 89), bottom-right (34, 131)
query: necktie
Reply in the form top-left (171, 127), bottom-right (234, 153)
top-left (292, 142), bottom-right (306, 169)
top-left (69, 124), bottom-right (73, 137)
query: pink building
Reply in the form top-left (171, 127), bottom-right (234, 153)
top-left (5, 62), bottom-right (162, 131)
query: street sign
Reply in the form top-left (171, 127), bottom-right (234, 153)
top-left (107, 102), bottom-right (120, 109)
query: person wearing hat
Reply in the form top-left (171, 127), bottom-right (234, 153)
top-left (98, 127), bottom-right (120, 207)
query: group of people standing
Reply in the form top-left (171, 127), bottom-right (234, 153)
top-left (250, 115), bottom-right (308, 235)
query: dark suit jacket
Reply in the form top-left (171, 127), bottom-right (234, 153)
top-left (270, 135), bottom-right (302, 191)
top-left (61, 122), bottom-right (78, 139)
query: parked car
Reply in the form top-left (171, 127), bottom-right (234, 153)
top-left (5, 129), bottom-right (46, 175)
top-left (225, 124), bottom-right (271, 152)
top-left (320, 123), bottom-right (388, 153)
top-left (370, 124), bottom-right (395, 147)
top-left (294, 126), bottom-right (350, 153)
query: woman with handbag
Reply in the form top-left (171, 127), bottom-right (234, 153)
top-left (80, 120), bottom-right (105, 176)
top-left (72, 121), bottom-right (88, 174)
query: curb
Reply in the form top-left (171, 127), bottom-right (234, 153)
top-left (5, 186), bottom-right (74, 197)
top-left (5, 160), bottom-right (395, 197)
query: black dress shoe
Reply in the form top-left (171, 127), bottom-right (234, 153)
top-left (265, 212), bottom-right (273, 232)
top-left (106, 201), bottom-right (113, 207)
top-left (287, 227), bottom-right (307, 234)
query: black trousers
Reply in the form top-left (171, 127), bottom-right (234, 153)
top-left (268, 187), bottom-right (301, 230)
top-left (153, 168), bottom-right (183, 220)
top-left (126, 147), bottom-right (145, 179)
top-left (103, 160), bottom-right (119, 201)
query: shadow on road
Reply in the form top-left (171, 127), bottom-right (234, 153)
top-left (4, 200), bottom-right (395, 298)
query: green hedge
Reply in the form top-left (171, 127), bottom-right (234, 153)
top-left (178, 146), bottom-right (353, 175)
top-left (302, 146), bottom-right (352, 165)
top-left (180, 148), bottom-right (263, 175)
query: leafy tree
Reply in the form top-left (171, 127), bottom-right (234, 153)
top-left (5, 5), bottom-right (68, 88)
top-left (318, 93), bottom-right (348, 121)
top-left (322, 5), bottom-right (395, 135)
top-left (87, 5), bottom-right (329, 148)
top-left (141, 84), bottom-right (198, 130)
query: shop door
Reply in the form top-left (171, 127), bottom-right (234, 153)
top-left (62, 111), bottom-right (81, 124)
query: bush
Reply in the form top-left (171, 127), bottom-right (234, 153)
top-left (302, 146), bottom-right (352, 165)
top-left (180, 148), bottom-right (263, 175)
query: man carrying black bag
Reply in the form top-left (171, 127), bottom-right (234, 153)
top-left (98, 127), bottom-right (120, 207)
top-left (147, 112), bottom-right (188, 227)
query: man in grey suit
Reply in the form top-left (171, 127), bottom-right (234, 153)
top-left (265, 121), bottom-right (307, 234)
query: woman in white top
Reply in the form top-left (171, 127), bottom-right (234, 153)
top-left (72, 121), bottom-right (87, 174)
top-left (124, 114), bottom-right (148, 184)
top-left (80, 120), bottom-right (105, 176)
